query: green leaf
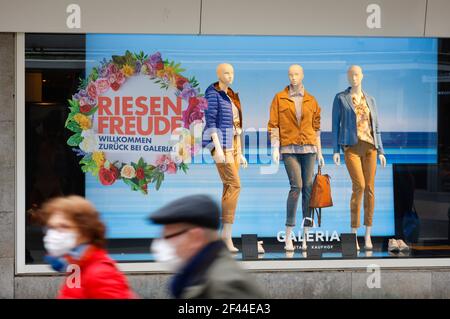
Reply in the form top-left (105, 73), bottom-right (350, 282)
top-left (68, 99), bottom-right (80, 110)
top-left (123, 178), bottom-right (139, 190)
top-left (138, 157), bottom-right (145, 168)
top-left (89, 67), bottom-right (99, 81)
top-left (66, 121), bottom-right (81, 133)
top-left (67, 133), bottom-right (83, 147)
top-left (180, 163), bottom-right (189, 174)
top-left (78, 78), bottom-right (89, 90)
top-left (85, 106), bottom-right (98, 116)
top-left (65, 113), bottom-right (75, 127)
top-left (155, 174), bottom-right (163, 191)
top-left (112, 55), bottom-right (126, 66)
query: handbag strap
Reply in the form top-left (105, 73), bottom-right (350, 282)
top-left (310, 208), bottom-right (322, 228)
top-left (301, 217), bottom-right (315, 229)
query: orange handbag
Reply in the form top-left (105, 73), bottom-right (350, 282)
top-left (309, 165), bottom-right (333, 226)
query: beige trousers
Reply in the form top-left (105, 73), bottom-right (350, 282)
top-left (213, 136), bottom-right (241, 224)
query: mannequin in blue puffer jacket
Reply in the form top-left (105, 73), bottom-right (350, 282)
top-left (202, 63), bottom-right (263, 254)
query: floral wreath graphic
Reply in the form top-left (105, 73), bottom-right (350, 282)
top-left (65, 51), bottom-right (207, 194)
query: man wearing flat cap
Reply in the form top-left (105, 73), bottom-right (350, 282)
top-left (149, 194), bottom-right (264, 299)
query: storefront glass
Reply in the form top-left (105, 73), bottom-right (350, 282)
top-left (23, 33), bottom-right (450, 266)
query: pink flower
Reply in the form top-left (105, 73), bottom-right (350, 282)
top-left (155, 154), bottom-right (176, 173)
top-left (182, 97), bottom-right (205, 128)
top-left (188, 111), bottom-right (204, 126)
top-left (116, 71), bottom-right (125, 84)
top-left (95, 78), bottom-right (109, 94)
top-left (110, 82), bottom-right (120, 91)
top-left (143, 62), bottom-right (156, 76)
top-left (108, 73), bottom-right (117, 84)
top-left (197, 97), bottom-right (208, 110)
top-left (156, 154), bottom-right (170, 166)
top-left (87, 82), bottom-right (97, 99)
top-left (167, 162), bottom-right (177, 174)
top-left (79, 97), bottom-right (89, 107)
top-left (107, 64), bottom-right (119, 74)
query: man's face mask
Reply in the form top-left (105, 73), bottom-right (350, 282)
top-left (150, 238), bottom-right (183, 270)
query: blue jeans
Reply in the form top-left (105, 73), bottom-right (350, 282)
top-left (283, 153), bottom-right (316, 227)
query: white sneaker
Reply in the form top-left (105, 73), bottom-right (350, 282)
top-left (257, 241), bottom-right (265, 254)
top-left (284, 243), bottom-right (295, 252)
top-left (301, 239), bottom-right (307, 251)
top-left (388, 239), bottom-right (400, 252)
top-left (284, 237), bottom-right (295, 251)
top-left (397, 239), bottom-right (410, 251)
top-left (224, 239), bottom-right (238, 253)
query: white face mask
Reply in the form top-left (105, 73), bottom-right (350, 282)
top-left (43, 229), bottom-right (78, 257)
top-left (150, 239), bottom-right (183, 270)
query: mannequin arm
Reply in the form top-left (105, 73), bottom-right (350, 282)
top-left (333, 153), bottom-right (341, 166)
top-left (270, 128), bottom-right (280, 164)
top-left (378, 154), bottom-right (387, 168)
top-left (316, 131), bottom-right (325, 167)
top-left (211, 132), bottom-right (225, 163)
top-left (235, 135), bottom-right (248, 168)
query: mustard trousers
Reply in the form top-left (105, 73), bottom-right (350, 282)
top-left (344, 139), bottom-right (377, 228)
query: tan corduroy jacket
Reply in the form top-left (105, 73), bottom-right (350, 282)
top-left (268, 86), bottom-right (321, 147)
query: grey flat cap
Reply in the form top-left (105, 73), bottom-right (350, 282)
top-left (148, 194), bottom-right (220, 229)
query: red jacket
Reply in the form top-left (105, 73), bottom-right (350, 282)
top-left (57, 246), bottom-right (136, 299)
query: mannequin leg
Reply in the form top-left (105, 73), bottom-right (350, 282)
top-left (302, 226), bottom-right (310, 251)
top-left (365, 226), bottom-right (373, 250)
top-left (285, 226), bottom-right (295, 251)
top-left (283, 154), bottom-right (302, 251)
top-left (215, 146), bottom-right (241, 254)
top-left (361, 143), bottom-right (377, 251)
top-left (221, 223), bottom-right (238, 253)
top-left (258, 241), bottom-right (265, 254)
top-left (352, 227), bottom-right (360, 251)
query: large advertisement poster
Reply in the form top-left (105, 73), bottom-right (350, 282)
top-left (68, 34), bottom-right (437, 248)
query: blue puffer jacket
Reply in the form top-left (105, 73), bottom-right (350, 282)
top-left (332, 87), bottom-right (385, 155)
top-left (202, 82), bottom-right (242, 150)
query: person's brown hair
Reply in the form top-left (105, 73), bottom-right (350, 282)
top-left (41, 195), bottom-right (106, 248)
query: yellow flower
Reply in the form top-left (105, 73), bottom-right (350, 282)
top-left (92, 151), bottom-right (105, 167)
top-left (73, 113), bottom-right (92, 130)
top-left (121, 64), bottom-right (135, 77)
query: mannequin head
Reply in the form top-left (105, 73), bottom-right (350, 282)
top-left (288, 64), bottom-right (304, 88)
top-left (347, 65), bottom-right (364, 88)
top-left (216, 63), bottom-right (234, 87)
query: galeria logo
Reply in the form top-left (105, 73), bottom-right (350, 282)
top-left (277, 230), bottom-right (340, 243)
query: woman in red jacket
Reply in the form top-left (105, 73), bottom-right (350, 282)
top-left (41, 195), bottom-right (136, 299)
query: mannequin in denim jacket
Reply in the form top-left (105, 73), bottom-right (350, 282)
top-left (333, 65), bottom-right (386, 251)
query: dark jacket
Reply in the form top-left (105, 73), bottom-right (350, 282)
top-left (332, 87), bottom-right (385, 155)
top-left (170, 240), bottom-right (264, 299)
top-left (202, 82), bottom-right (243, 151)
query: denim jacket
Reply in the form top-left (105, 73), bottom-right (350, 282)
top-left (332, 87), bottom-right (384, 155)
